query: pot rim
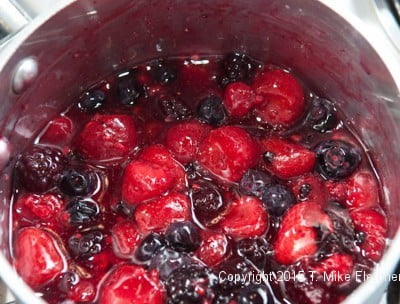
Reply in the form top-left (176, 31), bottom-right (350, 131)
top-left (0, 1), bottom-right (399, 303)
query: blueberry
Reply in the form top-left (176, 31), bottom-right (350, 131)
top-left (152, 60), bottom-right (177, 84)
top-left (220, 52), bottom-right (259, 86)
top-left (166, 265), bottom-right (217, 304)
top-left (68, 231), bottom-right (103, 257)
top-left (197, 96), bottom-right (226, 126)
top-left (158, 96), bottom-right (192, 122)
top-left (136, 233), bottom-right (168, 262)
top-left (58, 272), bottom-right (79, 293)
top-left (149, 248), bottom-right (192, 280)
top-left (66, 198), bottom-right (99, 226)
top-left (315, 140), bottom-right (361, 180)
top-left (166, 221), bottom-right (201, 252)
top-left (238, 284), bottom-right (271, 304)
top-left (262, 184), bottom-right (296, 216)
top-left (239, 169), bottom-right (274, 197)
top-left (237, 238), bottom-right (270, 269)
top-left (117, 71), bottom-right (144, 106)
top-left (308, 98), bottom-right (337, 133)
top-left (59, 167), bottom-right (97, 196)
top-left (78, 90), bottom-right (105, 112)
top-left (191, 182), bottom-right (227, 226)
top-left (16, 146), bottom-right (66, 193)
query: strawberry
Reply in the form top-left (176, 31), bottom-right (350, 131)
top-left (41, 116), bottom-right (73, 144)
top-left (262, 137), bottom-right (316, 179)
top-left (99, 265), bottom-right (164, 304)
top-left (77, 114), bottom-right (137, 161)
top-left (312, 253), bottom-right (354, 286)
top-left (112, 221), bottom-right (141, 258)
top-left (135, 193), bottom-right (191, 233)
top-left (350, 209), bottom-right (387, 261)
top-left (196, 231), bottom-right (231, 267)
top-left (252, 69), bottom-right (305, 126)
top-left (223, 82), bottom-right (256, 117)
top-left (139, 144), bottom-right (186, 191)
top-left (122, 160), bottom-right (175, 205)
top-left (15, 193), bottom-right (63, 222)
top-left (219, 196), bottom-right (268, 239)
top-left (14, 227), bottom-right (66, 288)
top-left (274, 201), bottom-right (333, 265)
top-left (165, 121), bottom-right (211, 163)
top-left (344, 170), bottom-right (379, 210)
top-left (198, 126), bottom-right (261, 182)
top-left (290, 174), bottom-right (328, 204)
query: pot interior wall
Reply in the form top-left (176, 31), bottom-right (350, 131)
top-left (0, 0), bottom-right (399, 262)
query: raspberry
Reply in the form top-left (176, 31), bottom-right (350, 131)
top-left (15, 193), bottom-right (63, 222)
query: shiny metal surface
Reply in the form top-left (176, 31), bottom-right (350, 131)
top-left (0, 0), bottom-right (30, 34)
top-left (374, 0), bottom-right (400, 51)
top-left (0, 0), bottom-right (399, 303)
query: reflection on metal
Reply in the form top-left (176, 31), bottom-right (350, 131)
top-left (12, 57), bottom-right (38, 94)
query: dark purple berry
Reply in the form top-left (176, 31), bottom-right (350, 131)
top-left (158, 96), bottom-right (192, 122)
top-left (166, 221), bottom-right (201, 252)
top-left (166, 265), bottom-right (216, 304)
top-left (59, 167), bottom-right (97, 196)
top-left (262, 184), bottom-right (295, 216)
top-left (68, 231), bottom-right (103, 257)
top-left (191, 182), bottom-right (227, 227)
top-left (66, 198), bottom-right (99, 226)
top-left (197, 96), bottom-right (226, 126)
top-left (136, 233), bottom-right (168, 262)
top-left (308, 98), bottom-right (337, 133)
top-left (117, 71), bottom-right (144, 106)
top-left (152, 60), bottom-right (177, 84)
top-left (237, 238), bottom-right (270, 269)
top-left (298, 184), bottom-right (312, 200)
top-left (16, 146), bottom-right (66, 193)
top-left (149, 248), bottom-right (192, 280)
top-left (78, 90), bottom-right (105, 112)
top-left (220, 52), bottom-right (259, 86)
top-left (315, 140), bottom-right (361, 180)
top-left (58, 272), bottom-right (79, 293)
top-left (238, 284), bottom-right (271, 304)
top-left (239, 169), bottom-right (274, 197)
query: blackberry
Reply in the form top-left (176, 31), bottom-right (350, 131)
top-left (68, 231), bottom-right (103, 257)
top-left (220, 52), bottom-right (259, 86)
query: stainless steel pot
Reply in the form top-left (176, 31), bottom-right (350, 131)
top-left (0, 0), bottom-right (399, 303)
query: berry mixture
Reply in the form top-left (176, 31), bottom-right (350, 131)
top-left (10, 53), bottom-right (387, 304)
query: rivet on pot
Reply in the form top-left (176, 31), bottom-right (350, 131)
top-left (12, 57), bottom-right (38, 94)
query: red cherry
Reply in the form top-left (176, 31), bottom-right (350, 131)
top-left (112, 221), bottom-right (141, 258)
top-left (223, 82), bottom-right (256, 117)
top-left (198, 126), bottom-right (261, 182)
top-left (253, 69), bottom-right (305, 126)
top-left (41, 116), bottom-right (73, 144)
top-left (196, 231), bottom-right (231, 267)
top-left (345, 170), bottom-right (379, 210)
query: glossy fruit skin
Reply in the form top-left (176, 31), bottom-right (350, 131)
top-left (16, 146), bottom-right (66, 193)
top-left (165, 120), bottom-right (211, 163)
top-left (121, 160), bottom-right (175, 205)
top-left (15, 193), bottom-right (63, 221)
top-left (239, 169), bottom-right (274, 198)
top-left (261, 137), bottom-right (316, 179)
top-left (253, 69), bottom-right (305, 127)
top-left (112, 221), bottom-right (141, 258)
top-left (78, 90), bottom-right (105, 112)
top-left (136, 233), bottom-right (168, 262)
top-left (236, 237), bottom-right (270, 269)
top-left (220, 52), bottom-right (258, 86)
top-left (198, 126), bottom-right (261, 182)
top-left (149, 248), bottom-right (192, 280)
top-left (165, 265), bottom-right (216, 304)
top-left (307, 98), bottom-right (337, 133)
top-left (157, 96), bottom-right (192, 122)
top-left (223, 82), bottom-right (255, 117)
top-left (68, 230), bottom-right (103, 258)
top-left (134, 193), bottom-right (191, 233)
top-left (262, 184), bottom-right (296, 216)
top-left (14, 227), bottom-right (66, 288)
top-left (77, 114), bottom-right (137, 161)
top-left (197, 232), bottom-right (230, 267)
top-left (312, 253), bottom-right (354, 286)
top-left (274, 201), bottom-right (333, 265)
top-left (65, 198), bottom-right (99, 226)
top-left (41, 116), bottom-right (73, 144)
top-left (117, 72), bottom-right (143, 106)
top-left (99, 264), bottom-right (165, 304)
top-left (197, 96), bottom-right (227, 126)
top-left (59, 167), bottom-right (97, 196)
top-left (344, 170), bottom-right (379, 210)
top-left (219, 196), bottom-right (269, 239)
top-left (165, 221), bottom-right (201, 252)
top-left (315, 140), bottom-right (361, 180)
